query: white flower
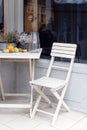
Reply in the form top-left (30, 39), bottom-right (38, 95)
top-left (18, 33), bottom-right (33, 44)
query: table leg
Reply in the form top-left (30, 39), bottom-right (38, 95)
top-left (29, 59), bottom-right (35, 81)
top-left (29, 59), bottom-right (35, 116)
top-left (0, 76), bottom-right (5, 100)
top-left (0, 61), bottom-right (5, 100)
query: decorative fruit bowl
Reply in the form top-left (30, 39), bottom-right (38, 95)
top-left (2, 44), bottom-right (27, 53)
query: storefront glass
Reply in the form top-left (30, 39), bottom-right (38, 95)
top-left (24, 0), bottom-right (87, 62)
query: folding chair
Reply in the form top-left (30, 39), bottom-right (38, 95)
top-left (30, 42), bottom-right (77, 126)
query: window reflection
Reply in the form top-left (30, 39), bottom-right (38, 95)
top-left (24, 0), bottom-right (87, 62)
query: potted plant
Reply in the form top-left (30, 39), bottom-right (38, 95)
top-left (0, 31), bottom-right (19, 50)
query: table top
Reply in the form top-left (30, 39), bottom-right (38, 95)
top-left (0, 49), bottom-right (42, 60)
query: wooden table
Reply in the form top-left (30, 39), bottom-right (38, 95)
top-left (0, 49), bottom-right (42, 115)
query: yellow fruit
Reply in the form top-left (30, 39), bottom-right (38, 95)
top-left (14, 47), bottom-right (18, 50)
top-left (14, 47), bottom-right (19, 52)
top-left (7, 44), bottom-right (14, 51)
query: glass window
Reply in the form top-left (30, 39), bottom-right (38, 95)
top-left (24, 0), bottom-right (87, 63)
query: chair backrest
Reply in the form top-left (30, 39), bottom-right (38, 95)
top-left (51, 42), bottom-right (77, 59)
top-left (46, 42), bottom-right (77, 84)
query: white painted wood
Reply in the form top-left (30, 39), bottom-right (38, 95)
top-left (31, 87), bottom-right (45, 119)
top-left (0, 104), bottom-right (31, 108)
top-left (51, 53), bottom-right (75, 58)
top-left (30, 77), bottom-right (66, 89)
top-left (53, 42), bottom-right (76, 48)
top-left (29, 59), bottom-right (35, 115)
top-left (30, 43), bottom-right (77, 126)
top-left (51, 42), bottom-right (77, 58)
top-left (0, 76), bottom-right (5, 100)
top-left (46, 56), bottom-right (54, 77)
top-left (0, 49), bottom-right (42, 59)
top-left (37, 109), bottom-right (54, 116)
top-left (51, 89), bottom-right (70, 112)
top-left (52, 65), bottom-right (69, 71)
top-left (31, 85), bottom-right (52, 104)
top-left (4, 93), bottom-right (30, 97)
top-left (52, 46), bottom-right (76, 51)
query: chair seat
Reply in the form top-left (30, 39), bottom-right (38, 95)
top-left (30, 76), bottom-right (66, 89)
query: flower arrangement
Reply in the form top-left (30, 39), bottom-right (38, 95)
top-left (18, 32), bottom-right (40, 51)
top-left (18, 32), bottom-right (33, 44)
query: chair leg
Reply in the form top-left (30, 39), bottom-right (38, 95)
top-left (31, 87), bottom-right (44, 118)
top-left (51, 89), bottom-right (70, 126)
top-left (62, 101), bottom-right (70, 112)
top-left (31, 86), bottom-right (53, 119)
top-left (52, 99), bottom-right (62, 126)
top-left (33, 85), bottom-right (52, 105)
top-left (31, 93), bottom-right (42, 118)
top-left (51, 90), bottom-right (70, 112)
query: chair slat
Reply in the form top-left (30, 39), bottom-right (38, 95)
top-left (52, 46), bottom-right (76, 51)
top-left (52, 65), bottom-right (69, 71)
top-left (52, 49), bottom-right (75, 55)
top-left (51, 53), bottom-right (75, 58)
top-left (51, 42), bottom-right (77, 58)
top-left (53, 42), bottom-right (77, 48)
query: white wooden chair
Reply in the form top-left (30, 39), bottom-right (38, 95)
top-left (30, 42), bottom-right (77, 126)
